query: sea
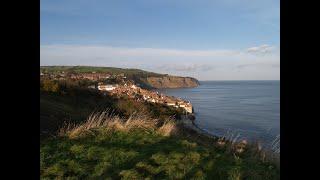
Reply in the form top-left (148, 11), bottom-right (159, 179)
top-left (159, 80), bottom-right (280, 148)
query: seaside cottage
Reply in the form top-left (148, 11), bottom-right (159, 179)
top-left (88, 85), bottom-right (96, 89)
top-left (131, 84), bottom-right (137, 89)
top-left (98, 84), bottom-right (117, 91)
top-left (166, 102), bottom-right (176, 106)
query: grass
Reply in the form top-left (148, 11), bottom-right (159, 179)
top-left (40, 88), bottom-right (183, 137)
top-left (40, 66), bottom-right (184, 89)
top-left (41, 111), bottom-right (280, 179)
top-left (58, 110), bottom-right (177, 139)
top-left (40, 89), bottom-right (117, 136)
top-left (40, 66), bottom-right (163, 77)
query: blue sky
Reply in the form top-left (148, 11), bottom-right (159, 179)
top-left (41, 0), bottom-right (279, 80)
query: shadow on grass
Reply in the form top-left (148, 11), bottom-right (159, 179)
top-left (41, 129), bottom-right (279, 179)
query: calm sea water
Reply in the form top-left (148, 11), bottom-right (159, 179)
top-left (159, 81), bottom-right (280, 146)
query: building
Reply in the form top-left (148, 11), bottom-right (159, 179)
top-left (88, 85), bottom-right (96, 89)
top-left (166, 102), bottom-right (176, 106)
top-left (82, 73), bottom-right (111, 80)
top-left (98, 84), bottom-right (117, 91)
top-left (93, 81), bottom-right (195, 114)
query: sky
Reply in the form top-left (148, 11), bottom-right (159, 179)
top-left (41, 0), bottom-right (280, 80)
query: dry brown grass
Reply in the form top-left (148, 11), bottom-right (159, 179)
top-left (157, 120), bottom-right (179, 136)
top-left (58, 110), bottom-right (179, 139)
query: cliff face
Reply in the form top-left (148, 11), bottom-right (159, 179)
top-left (145, 76), bottom-right (200, 89)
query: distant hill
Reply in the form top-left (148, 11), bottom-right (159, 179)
top-left (40, 66), bottom-right (200, 88)
top-left (40, 66), bottom-right (162, 76)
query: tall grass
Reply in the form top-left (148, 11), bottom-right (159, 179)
top-left (58, 110), bottom-right (178, 139)
top-left (58, 110), bottom-right (279, 166)
top-left (42, 110), bottom-right (280, 179)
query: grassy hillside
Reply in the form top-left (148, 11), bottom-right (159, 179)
top-left (40, 89), bottom-right (116, 135)
top-left (40, 112), bottom-right (279, 180)
top-left (40, 66), bottom-right (163, 77)
top-left (40, 69), bottom-right (278, 179)
top-left (40, 88), bottom-right (184, 137)
top-left (40, 66), bottom-right (199, 89)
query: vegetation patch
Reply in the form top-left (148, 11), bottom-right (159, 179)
top-left (41, 112), bottom-right (279, 179)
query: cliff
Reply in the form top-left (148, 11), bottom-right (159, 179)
top-left (145, 76), bottom-right (200, 89)
top-left (40, 66), bottom-right (200, 89)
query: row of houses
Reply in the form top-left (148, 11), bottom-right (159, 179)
top-left (98, 84), bottom-right (118, 91)
top-left (70, 73), bottom-right (111, 80)
top-left (40, 71), bottom-right (128, 82)
top-left (95, 82), bottom-right (193, 113)
top-left (40, 73), bottom-right (66, 80)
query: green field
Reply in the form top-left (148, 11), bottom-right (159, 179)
top-left (40, 66), bottom-right (163, 77)
top-left (41, 126), bottom-right (279, 179)
top-left (40, 66), bottom-right (169, 89)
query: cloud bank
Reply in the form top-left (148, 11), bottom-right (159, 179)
top-left (246, 44), bottom-right (275, 54)
top-left (41, 44), bottom-right (279, 80)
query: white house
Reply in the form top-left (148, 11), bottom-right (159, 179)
top-left (148, 98), bottom-right (156, 103)
top-left (98, 84), bottom-right (117, 91)
top-left (131, 84), bottom-right (137, 89)
top-left (88, 85), bottom-right (96, 89)
top-left (143, 95), bottom-right (148, 100)
top-left (166, 102), bottom-right (176, 106)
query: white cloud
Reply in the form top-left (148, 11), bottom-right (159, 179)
top-left (156, 64), bottom-right (214, 72)
top-left (41, 45), bottom-right (241, 58)
top-left (246, 44), bottom-right (275, 54)
top-left (40, 44), bottom-right (279, 80)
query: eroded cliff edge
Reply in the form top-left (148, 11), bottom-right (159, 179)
top-left (145, 76), bottom-right (200, 89)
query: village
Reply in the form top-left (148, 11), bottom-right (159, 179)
top-left (40, 71), bottom-right (125, 81)
top-left (95, 82), bottom-right (194, 114)
top-left (40, 70), bottom-right (193, 114)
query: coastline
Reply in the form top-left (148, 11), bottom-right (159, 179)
top-left (40, 79), bottom-right (280, 179)
top-left (181, 114), bottom-right (217, 139)
top-left (159, 81), bottom-right (280, 151)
